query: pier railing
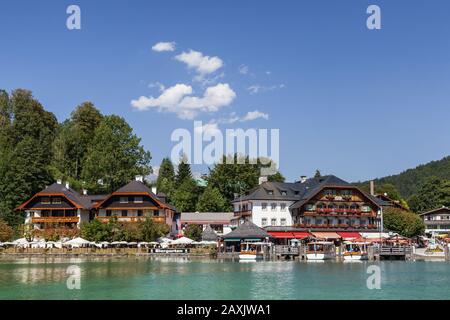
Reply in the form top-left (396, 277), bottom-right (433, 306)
top-left (274, 245), bottom-right (300, 255)
top-left (379, 246), bottom-right (412, 256)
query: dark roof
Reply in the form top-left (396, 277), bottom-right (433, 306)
top-left (38, 183), bottom-right (93, 209)
top-left (202, 225), bottom-right (218, 241)
top-left (374, 194), bottom-right (407, 209)
top-left (222, 221), bottom-right (271, 240)
top-left (110, 180), bottom-right (179, 212)
top-left (231, 175), bottom-right (383, 211)
top-left (115, 180), bottom-right (155, 194)
top-left (232, 175), bottom-right (351, 203)
top-left (419, 207), bottom-right (450, 216)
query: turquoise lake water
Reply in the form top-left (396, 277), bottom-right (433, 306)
top-left (0, 257), bottom-right (449, 300)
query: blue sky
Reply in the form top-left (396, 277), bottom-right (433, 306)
top-left (1, 0), bottom-right (449, 182)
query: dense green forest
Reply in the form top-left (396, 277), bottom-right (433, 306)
top-left (357, 156), bottom-right (450, 213)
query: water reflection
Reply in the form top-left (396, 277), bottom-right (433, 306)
top-left (1, 257), bottom-right (450, 300)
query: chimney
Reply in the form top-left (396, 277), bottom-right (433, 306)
top-left (152, 186), bottom-right (157, 195)
top-left (370, 181), bottom-right (375, 196)
top-left (83, 189), bottom-right (88, 196)
top-left (56, 179), bottom-right (62, 185)
top-left (259, 176), bottom-right (268, 185)
top-left (135, 175), bottom-right (144, 182)
top-left (300, 176), bottom-right (307, 183)
top-left (65, 182), bottom-right (70, 189)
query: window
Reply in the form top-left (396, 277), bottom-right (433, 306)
top-left (153, 210), bottom-right (160, 217)
top-left (137, 210), bottom-right (143, 217)
top-left (41, 197), bottom-right (51, 205)
top-left (267, 190), bottom-right (274, 195)
top-left (271, 203), bottom-right (277, 211)
top-left (262, 203), bottom-right (268, 211)
top-left (106, 210), bottom-right (112, 217)
top-left (280, 203), bottom-right (287, 211)
top-left (261, 218), bottom-right (268, 227)
top-left (134, 196), bottom-right (143, 204)
top-left (341, 190), bottom-right (353, 196)
top-left (120, 197), bottom-right (128, 204)
top-left (121, 210), bottom-right (128, 217)
top-left (52, 197), bottom-right (62, 205)
top-left (281, 190), bottom-right (287, 196)
top-left (280, 218), bottom-right (287, 226)
top-left (271, 218), bottom-right (277, 226)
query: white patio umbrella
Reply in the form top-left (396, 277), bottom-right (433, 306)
top-left (170, 237), bottom-right (194, 245)
top-left (64, 237), bottom-right (91, 248)
top-left (157, 237), bottom-right (172, 243)
top-left (95, 241), bottom-right (110, 248)
top-left (13, 238), bottom-right (29, 246)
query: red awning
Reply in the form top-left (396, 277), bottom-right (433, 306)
top-left (292, 232), bottom-right (311, 239)
top-left (312, 232), bottom-right (341, 240)
top-left (337, 232), bottom-right (362, 239)
top-left (268, 232), bottom-right (296, 239)
top-left (268, 232), bottom-right (312, 239)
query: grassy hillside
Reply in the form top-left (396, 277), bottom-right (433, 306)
top-left (358, 156), bottom-right (450, 198)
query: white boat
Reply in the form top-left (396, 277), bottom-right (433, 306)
top-left (343, 242), bottom-right (369, 261)
top-left (306, 242), bottom-right (336, 260)
top-left (239, 242), bottom-right (264, 260)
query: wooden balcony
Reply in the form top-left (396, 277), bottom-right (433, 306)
top-left (31, 217), bottom-right (79, 223)
top-left (96, 216), bottom-right (166, 224)
top-left (234, 210), bottom-right (252, 217)
top-left (304, 209), bottom-right (376, 217)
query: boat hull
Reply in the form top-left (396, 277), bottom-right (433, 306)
top-left (306, 253), bottom-right (335, 260)
top-left (239, 254), bottom-right (263, 260)
top-left (343, 253), bottom-right (369, 261)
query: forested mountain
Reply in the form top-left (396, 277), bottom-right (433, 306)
top-left (355, 156), bottom-right (450, 213)
top-left (358, 156), bottom-right (450, 198)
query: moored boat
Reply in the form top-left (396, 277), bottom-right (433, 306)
top-left (239, 242), bottom-right (264, 260)
top-left (343, 242), bottom-right (369, 261)
top-left (306, 242), bottom-right (336, 260)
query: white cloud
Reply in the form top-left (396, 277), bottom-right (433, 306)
top-left (238, 64), bottom-right (249, 75)
top-left (148, 81), bottom-right (166, 92)
top-left (152, 41), bottom-right (176, 52)
top-left (175, 50), bottom-right (223, 78)
top-left (194, 122), bottom-right (221, 136)
top-left (131, 83), bottom-right (236, 120)
top-left (179, 83), bottom-right (236, 112)
top-left (242, 110), bottom-right (269, 121)
top-left (131, 83), bottom-right (192, 111)
top-left (247, 84), bottom-right (285, 95)
top-left (216, 110), bottom-right (269, 124)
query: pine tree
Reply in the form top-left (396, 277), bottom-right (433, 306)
top-left (314, 170), bottom-right (322, 178)
top-left (156, 158), bottom-right (175, 196)
top-left (175, 155), bottom-right (192, 186)
top-left (0, 89), bottom-right (58, 228)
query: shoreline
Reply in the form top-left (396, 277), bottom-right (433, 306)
top-left (0, 252), bottom-right (446, 261)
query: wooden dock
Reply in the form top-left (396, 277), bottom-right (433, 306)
top-left (377, 246), bottom-right (413, 260)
